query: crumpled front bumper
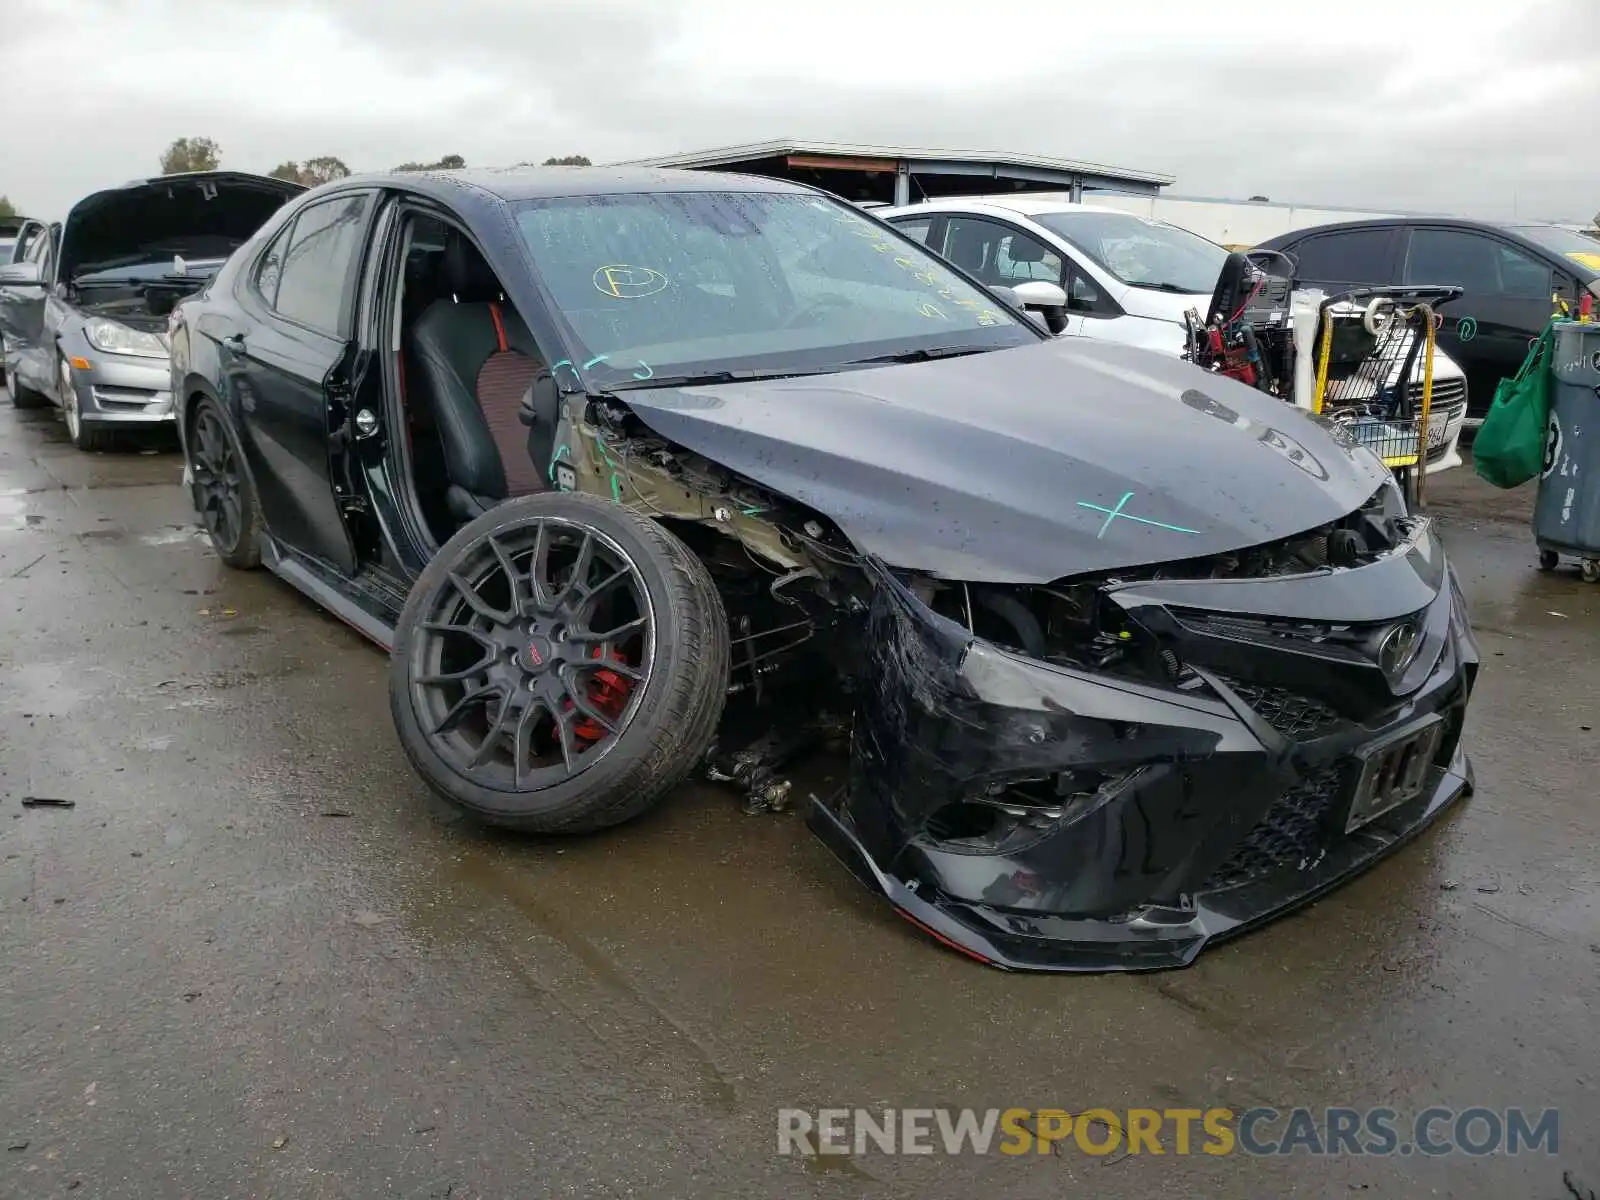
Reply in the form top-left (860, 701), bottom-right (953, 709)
top-left (808, 521), bottom-right (1479, 972)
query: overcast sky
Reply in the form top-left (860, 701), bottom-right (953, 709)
top-left (6, 0), bottom-right (1593, 222)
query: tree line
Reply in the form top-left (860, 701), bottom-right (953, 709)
top-left (159, 137), bottom-right (590, 185)
top-left (2, 141), bottom-right (595, 217)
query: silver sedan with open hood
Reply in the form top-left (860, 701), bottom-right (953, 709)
top-left (0, 170), bottom-right (303, 450)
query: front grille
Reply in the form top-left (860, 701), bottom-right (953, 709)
top-left (1203, 765), bottom-right (1346, 891)
top-left (91, 385), bottom-right (168, 410)
top-left (1214, 674), bottom-right (1343, 739)
top-left (1409, 376), bottom-right (1466, 408)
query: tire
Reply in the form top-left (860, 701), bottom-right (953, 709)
top-left (389, 492), bottom-right (730, 833)
top-left (1538, 549), bottom-right (1560, 572)
top-left (60, 356), bottom-right (119, 451)
top-left (188, 395), bottom-right (262, 569)
top-left (8, 374), bottom-right (51, 409)
top-left (1583, 559), bottom-right (1600, 585)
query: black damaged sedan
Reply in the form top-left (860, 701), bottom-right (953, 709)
top-left (168, 168), bottom-right (1478, 972)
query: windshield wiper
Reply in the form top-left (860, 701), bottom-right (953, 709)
top-left (1132, 281), bottom-right (1201, 294)
top-left (603, 366), bottom-right (845, 391)
top-left (842, 344), bottom-right (998, 366)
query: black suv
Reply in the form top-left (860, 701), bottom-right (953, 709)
top-left (1258, 218), bottom-right (1600, 420)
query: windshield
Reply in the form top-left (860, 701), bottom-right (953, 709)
top-left (72, 236), bottom-right (245, 279)
top-left (1033, 210), bottom-right (1228, 294)
top-left (1509, 225), bottom-right (1600, 273)
top-left (513, 191), bottom-right (1037, 386)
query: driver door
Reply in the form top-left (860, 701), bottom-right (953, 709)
top-left (0, 229), bottom-right (54, 391)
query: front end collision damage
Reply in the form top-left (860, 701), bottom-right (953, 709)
top-left (808, 520), bottom-right (1479, 972)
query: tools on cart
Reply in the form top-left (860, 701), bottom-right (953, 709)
top-left (1183, 250), bottom-right (1297, 395)
top-left (1308, 286), bottom-right (1463, 509)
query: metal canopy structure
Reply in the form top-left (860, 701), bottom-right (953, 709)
top-left (611, 139), bottom-right (1174, 206)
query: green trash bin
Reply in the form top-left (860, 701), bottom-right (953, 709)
top-left (1534, 320), bottom-right (1600, 582)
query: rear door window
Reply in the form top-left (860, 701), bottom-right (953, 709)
top-left (269, 194), bottom-right (373, 335)
top-left (1288, 228), bottom-right (1395, 284)
top-left (937, 217), bottom-right (1063, 286)
top-left (889, 216), bottom-right (933, 245)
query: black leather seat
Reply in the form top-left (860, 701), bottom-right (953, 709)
top-left (405, 234), bottom-right (547, 523)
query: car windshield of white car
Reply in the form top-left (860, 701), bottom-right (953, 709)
top-left (1034, 211), bottom-right (1228, 295)
top-left (513, 191), bottom-right (1037, 387)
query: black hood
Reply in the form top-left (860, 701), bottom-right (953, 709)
top-left (61, 171), bottom-right (304, 280)
top-left (621, 338), bottom-right (1394, 583)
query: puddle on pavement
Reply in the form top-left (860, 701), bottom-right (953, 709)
top-left (0, 660), bottom-right (109, 716)
top-left (138, 525), bottom-right (208, 547)
top-left (0, 490), bottom-right (47, 532)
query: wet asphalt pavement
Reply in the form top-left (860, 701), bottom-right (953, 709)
top-left (1, 393), bottom-right (1595, 1200)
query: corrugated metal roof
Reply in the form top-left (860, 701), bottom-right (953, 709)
top-left (611, 138), bottom-right (1175, 186)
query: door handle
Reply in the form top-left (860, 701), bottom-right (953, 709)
top-left (220, 333), bottom-right (246, 353)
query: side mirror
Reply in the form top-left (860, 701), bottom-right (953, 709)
top-left (1009, 280), bottom-right (1069, 334)
top-left (0, 262), bottom-right (42, 289)
top-left (1010, 280), bottom-right (1068, 311)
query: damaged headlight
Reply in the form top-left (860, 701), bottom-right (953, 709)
top-left (84, 317), bottom-right (167, 359)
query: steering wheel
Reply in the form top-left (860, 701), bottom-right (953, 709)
top-left (783, 293), bottom-right (854, 329)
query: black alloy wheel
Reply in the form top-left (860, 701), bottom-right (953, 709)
top-left (410, 517), bottom-right (655, 789)
top-left (190, 397), bottom-right (261, 568)
top-left (390, 492), bottom-right (730, 832)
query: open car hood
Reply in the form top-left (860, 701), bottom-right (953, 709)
top-left (621, 338), bottom-right (1394, 583)
top-left (61, 171), bottom-right (304, 280)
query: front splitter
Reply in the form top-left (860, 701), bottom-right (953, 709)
top-left (806, 742), bottom-right (1474, 973)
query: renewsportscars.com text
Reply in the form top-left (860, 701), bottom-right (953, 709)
top-left (777, 1106), bottom-right (1559, 1158)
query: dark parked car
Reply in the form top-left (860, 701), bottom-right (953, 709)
top-left (1259, 218), bottom-right (1600, 421)
top-left (169, 168), bottom-right (1478, 972)
top-left (0, 172), bottom-right (302, 449)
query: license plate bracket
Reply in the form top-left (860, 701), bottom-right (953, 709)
top-left (1344, 715), bottom-right (1445, 833)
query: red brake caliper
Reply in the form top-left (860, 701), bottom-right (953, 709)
top-left (568, 646), bottom-right (635, 743)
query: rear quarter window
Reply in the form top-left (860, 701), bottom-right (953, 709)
top-left (1287, 229), bottom-right (1395, 285)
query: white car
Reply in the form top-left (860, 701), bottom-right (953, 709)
top-left (878, 196), bottom-right (1223, 353)
top-left (877, 194), bottom-right (1467, 474)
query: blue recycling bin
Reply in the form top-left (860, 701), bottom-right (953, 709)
top-left (1534, 320), bottom-right (1600, 582)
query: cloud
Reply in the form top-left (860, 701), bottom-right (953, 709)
top-left (4, 0), bottom-right (1593, 223)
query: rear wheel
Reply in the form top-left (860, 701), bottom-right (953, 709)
top-left (389, 492), bottom-right (730, 833)
top-left (190, 396), bottom-right (262, 568)
top-left (7, 358), bottom-right (51, 408)
top-left (1538, 548), bottom-right (1560, 572)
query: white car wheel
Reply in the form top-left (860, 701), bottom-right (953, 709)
top-left (61, 357), bottom-right (81, 440)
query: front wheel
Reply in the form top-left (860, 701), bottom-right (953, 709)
top-left (389, 492), bottom-right (731, 833)
top-left (60, 356), bottom-right (119, 451)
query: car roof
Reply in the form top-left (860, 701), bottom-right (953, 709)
top-left (331, 165), bottom-right (818, 205)
top-left (879, 194), bottom-right (1132, 219)
top-left (1262, 215), bottom-right (1587, 250)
